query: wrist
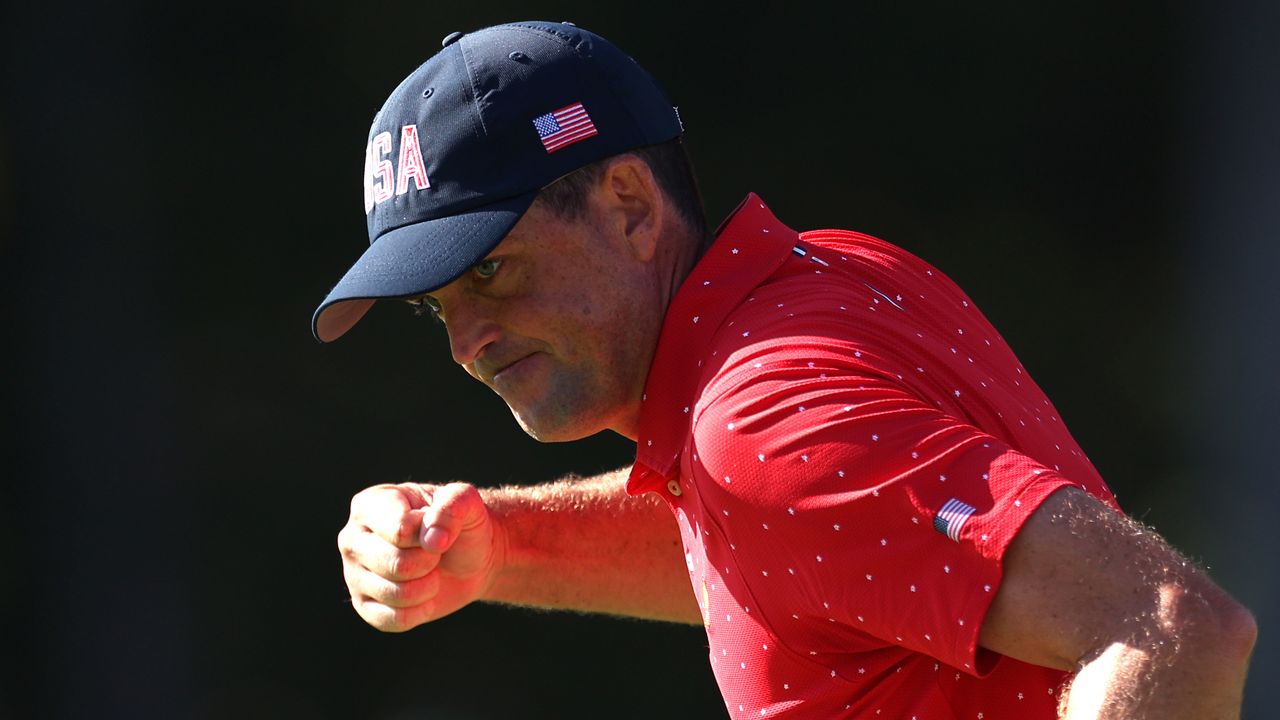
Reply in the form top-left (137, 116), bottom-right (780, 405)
top-left (476, 486), bottom-right (521, 604)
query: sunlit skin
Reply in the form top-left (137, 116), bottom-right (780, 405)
top-left (410, 157), bottom-right (703, 442)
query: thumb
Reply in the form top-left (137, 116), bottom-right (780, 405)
top-left (419, 482), bottom-right (487, 553)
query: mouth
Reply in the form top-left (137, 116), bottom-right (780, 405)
top-left (486, 352), bottom-right (538, 385)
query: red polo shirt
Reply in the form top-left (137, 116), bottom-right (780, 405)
top-left (628, 194), bottom-right (1117, 719)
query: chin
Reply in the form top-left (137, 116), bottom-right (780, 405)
top-left (509, 406), bottom-right (603, 443)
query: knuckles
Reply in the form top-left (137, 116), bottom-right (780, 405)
top-left (356, 596), bottom-right (432, 633)
top-left (387, 574), bottom-right (438, 608)
top-left (349, 483), bottom-right (395, 514)
top-left (377, 607), bottom-right (417, 633)
top-left (384, 549), bottom-right (416, 581)
top-left (336, 524), bottom-right (358, 555)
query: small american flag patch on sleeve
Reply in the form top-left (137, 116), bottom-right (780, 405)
top-left (934, 497), bottom-right (977, 542)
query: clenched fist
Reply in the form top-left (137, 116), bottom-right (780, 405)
top-left (338, 481), bottom-right (503, 632)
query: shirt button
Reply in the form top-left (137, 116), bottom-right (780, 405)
top-left (666, 479), bottom-right (683, 497)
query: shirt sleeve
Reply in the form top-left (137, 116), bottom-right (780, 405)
top-left (688, 352), bottom-right (1078, 675)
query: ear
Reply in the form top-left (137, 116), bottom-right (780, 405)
top-left (596, 154), bottom-right (662, 262)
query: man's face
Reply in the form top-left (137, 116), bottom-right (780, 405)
top-left (415, 188), bottom-right (666, 442)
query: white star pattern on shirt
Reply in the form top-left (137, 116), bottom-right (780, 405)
top-left (646, 198), bottom-right (1105, 719)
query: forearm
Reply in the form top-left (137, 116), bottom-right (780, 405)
top-left (1060, 583), bottom-right (1257, 719)
top-left (980, 488), bottom-right (1256, 719)
top-left (479, 467), bottom-right (701, 624)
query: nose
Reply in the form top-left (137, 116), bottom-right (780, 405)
top-left (442, 299), bottom-right (501, 369)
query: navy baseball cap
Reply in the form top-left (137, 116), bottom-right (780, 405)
top-left (312, 20), bottom-right (684, 342)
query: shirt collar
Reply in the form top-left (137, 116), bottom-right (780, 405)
top-left (627, 193), bottom-right (799, 494)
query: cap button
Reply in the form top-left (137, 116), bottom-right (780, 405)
top-left (441, 31), bottom-right (464, 47)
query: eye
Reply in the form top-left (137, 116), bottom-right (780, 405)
top-left (407, 294), bottom-right (444, 323)
top-left (473, 257), bottom-right (502, 279)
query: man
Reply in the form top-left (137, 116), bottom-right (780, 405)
top-left (319, 20), bottom-right (1256, 719)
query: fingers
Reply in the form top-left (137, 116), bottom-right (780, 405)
top-left (418, 482), bottom-right (487, 554)
top-left (349, 483), bottom-right (429, 549)
top-left (339, 522), bottom-right (444, 632)
top-left (350, 597), bottom-right (438, 634)
top-left (344, 561), bottom-right (441, 609)
top-left (341, 526), bottom-right (439, 581)
top-left (339, 481), bottom-right (495, 632)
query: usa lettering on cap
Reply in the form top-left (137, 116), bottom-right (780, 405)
top-left (363, 124), bottom-right (430, 214)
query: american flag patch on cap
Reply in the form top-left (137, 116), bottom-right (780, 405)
top-left (933, 497), bottom-right (977, 542)
top-left (533, 102), bottom-right (598, 153)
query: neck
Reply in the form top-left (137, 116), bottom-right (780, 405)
top-left (661, 221), bottom-right (713, 310)
top-left (613, 217), bottom-right (708, 445)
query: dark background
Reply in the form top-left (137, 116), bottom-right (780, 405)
top-left (3, 1), bottom-right (1277, 718)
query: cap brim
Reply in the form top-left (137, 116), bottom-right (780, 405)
top-left (312, 191), bottom-right (539, 342)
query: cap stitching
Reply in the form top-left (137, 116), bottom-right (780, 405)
top-left (486, 22), bottom-right (589, 55)
top-left (457, 41), bottom-right (490, 137)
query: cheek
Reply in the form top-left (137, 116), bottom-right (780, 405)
top-left (529, 272), bottom-right (610, 342)
top-left (519, 246), bottom-right (657, 362)
top-left (575, 287), bottom-right (661, 370)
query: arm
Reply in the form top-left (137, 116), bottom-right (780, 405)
top-left (979, 487), bottom-right (1257, 719)
top-left (479, 469), bottom-right (700, 622)
top-left (337, 468), bottom-right (701, 632)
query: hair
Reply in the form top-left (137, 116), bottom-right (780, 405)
top-left (536, 138), bottom-right (711, 245)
